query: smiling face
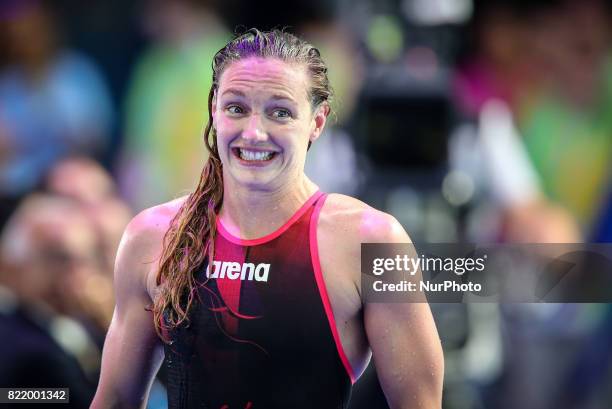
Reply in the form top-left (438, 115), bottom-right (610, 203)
top-left (213, 57), bottom-right (328, 191)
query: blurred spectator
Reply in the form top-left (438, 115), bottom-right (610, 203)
top-left (0, 193), bottom-right (114, 336)
top-left (46, 156), bottom-right (115, 204)
top-left (453, 0), bottom-right (541, 118)
top-left (0, 194), bottom-right (113, 406)
top-left (519, 0), bottom-right (612, 238)
top-left (43, 157), bottom-right (161, 407)
top-left (119, 0), bottom-right (229, 211)
top-left (0, 0), bottom-right (115, 229)
top-left (451, 0), bottom-right (582, 243)
top-left (45, 156), bottom-right (132, 272)
top-left (449, 3), bottom-right (612, 409)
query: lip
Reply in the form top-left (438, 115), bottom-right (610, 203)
top-left (231, 147), bottom-right (279, 167)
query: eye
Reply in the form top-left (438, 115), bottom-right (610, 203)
top-left (226, 105), bottom-right (245, 115)
top-left (271, 108), bottom-right (292, 119)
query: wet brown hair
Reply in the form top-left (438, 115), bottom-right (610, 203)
top-left (153, 28), bottom-right (333, 340)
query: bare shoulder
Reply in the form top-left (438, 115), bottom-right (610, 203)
top-left (316, 193), bottom-right (412, 299)
top-left (319, 193), bottom-right (411, 244)
top-left (115, 196), bottom-right (188, 299)
top-left (122, 196), bottom-right (188, 249)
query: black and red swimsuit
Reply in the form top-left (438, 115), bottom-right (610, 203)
top-left (164, 191), bottom-right (356, 409)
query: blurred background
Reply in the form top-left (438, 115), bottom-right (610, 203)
top-left (0, 0), bottom-right (611, 408)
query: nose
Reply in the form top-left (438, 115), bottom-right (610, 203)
top-left (242, 113), bottom-right (267, 142)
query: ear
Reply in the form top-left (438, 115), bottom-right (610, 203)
top-left (309, 102), bottom-right (330, 143)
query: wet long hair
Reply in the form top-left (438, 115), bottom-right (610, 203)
top-left (153, 28), bottom-right (333, 340)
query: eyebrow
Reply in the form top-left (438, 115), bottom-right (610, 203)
top-left (221, 89), bottom-right (246, 98)
top-left (221, 88), bottom-right (296, 103)
top-left (271, 94), bottom-right (296, 103)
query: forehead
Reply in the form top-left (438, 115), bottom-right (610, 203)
top-left (218, 57), bottom-right (310, 102)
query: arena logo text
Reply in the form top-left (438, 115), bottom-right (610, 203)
top-left (206, 261), bottom-right (271, 282)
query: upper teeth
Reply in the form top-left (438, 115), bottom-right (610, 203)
top-left (240, 149), bottom-right (273, 161)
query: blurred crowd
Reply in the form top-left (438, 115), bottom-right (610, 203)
top-left (0, 0), bottom-right (610, 408)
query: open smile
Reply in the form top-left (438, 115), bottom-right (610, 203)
top-left (231, 147), bottom-right (279, 165)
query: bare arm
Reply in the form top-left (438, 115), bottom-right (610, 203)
top-left (362, 214), bottom-right (444, 409)
top-left (91, 211), bottom-right (168, 409)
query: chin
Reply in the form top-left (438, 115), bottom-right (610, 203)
top-left (229, 171), bottom-right (279, 191)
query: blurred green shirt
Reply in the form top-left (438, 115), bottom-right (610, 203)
top-left (520, 56), bottom-right (612, 232)
top-left (122, 33), bottom-right (229, 210)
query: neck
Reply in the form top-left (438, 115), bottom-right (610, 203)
top-left (219, 175), bottom-right (319, 240)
